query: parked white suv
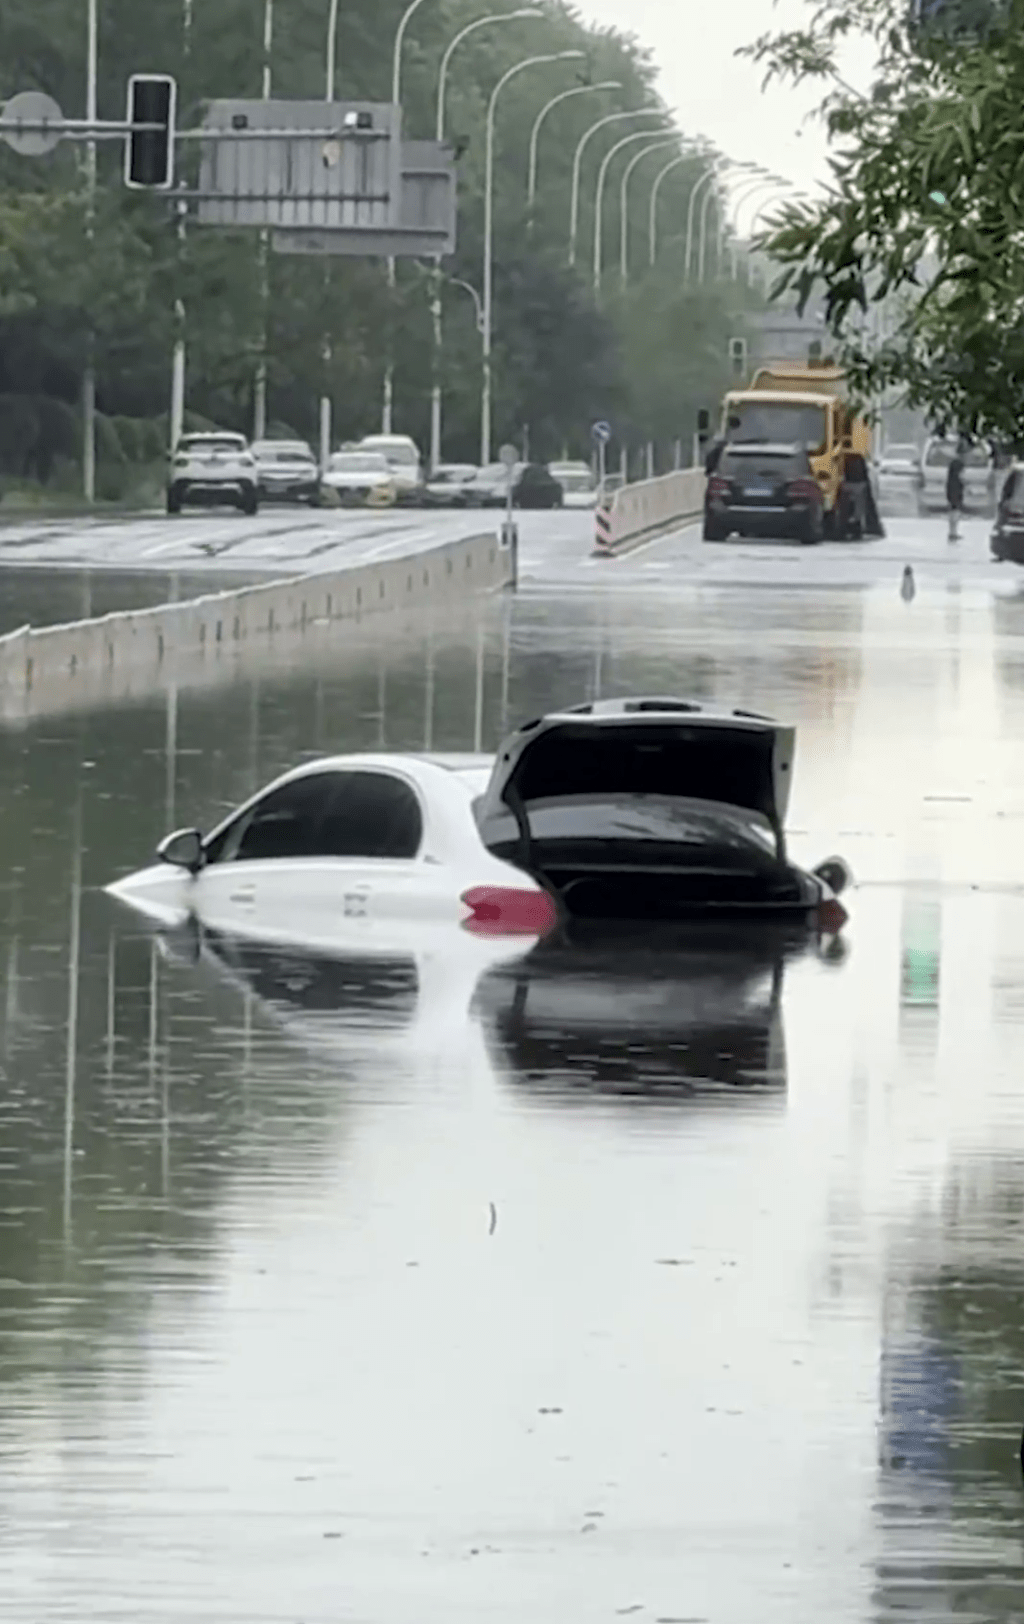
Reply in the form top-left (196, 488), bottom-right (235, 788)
top-left (356, 434), bottom-right (424, 505)
top-left (167, 432), bottom-right (260, 515)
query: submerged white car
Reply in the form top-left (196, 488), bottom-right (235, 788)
top-left (107, 699), bottom-right (851, 944)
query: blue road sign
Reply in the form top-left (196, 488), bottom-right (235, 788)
top-left (591, 420), bottom-right (611, 444)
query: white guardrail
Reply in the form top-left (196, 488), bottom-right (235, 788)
top-left (594, 468), bottom-right (706, 555)
top-left (0, 530), bottom-right (511, 723)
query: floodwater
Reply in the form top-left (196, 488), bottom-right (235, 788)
top-left (3, 571), bottom-right (1024, 1621)
top-left (0, 565), bottom-right (259, 636)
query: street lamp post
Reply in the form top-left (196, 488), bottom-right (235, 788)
top-left (619, 138), bottom-right (676, 284)
top-left (429, 7), bottom-right (541, 474)
top-left (169, 0), bottom-right (194, 458)
top-left (569, 108), bottom-right (663, 267)
top-left (723, 174), bottom-right (780, 278)
top-left (593, 127), bottom-right (669, 294)
top-left (482, 50), bottom-right (584, 466)
top-left (382, 0), bottom-right (432, 436)
top-left (528, 80), bottom-right (621, 216)
top-left (747, 190), bottom-right (804, 289)
top-left (319, 0), bottom-right (343, 471)
top-left (697, 180), bottom-right (721, 281)
top-left (83, 0), bottom-right (98, 503)
top-left (253, 0), bottom-right (274, 442)
top-left (648, 151), bottom-right (689, 266)
top-left (684, 161), bottom-right (755, 280)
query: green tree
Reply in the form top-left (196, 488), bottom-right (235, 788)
top-left (743, 0), bottom-right (1024, 439)
top-left (0, 0), bottom-right (750, 475)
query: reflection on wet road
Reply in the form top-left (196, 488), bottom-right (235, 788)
top-left (3, 520), bottom-right (1024, 1620)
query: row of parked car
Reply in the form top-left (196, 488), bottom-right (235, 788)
top-left (166, 429), bottom-right (600, 516)
top-left (877, 436), bottom-right (1001, 516)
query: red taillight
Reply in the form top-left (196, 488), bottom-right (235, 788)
top-left (460, 885), bottom-right (558, 937)
top-left (787, 477), bottom-right (820, 502)
top-left (708, 475), bottom-right (730, 500)
top-left (817, 896), bottom-right (848, 935)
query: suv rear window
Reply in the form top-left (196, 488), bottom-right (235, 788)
top-left (720, 445), bottom-right (810, 481)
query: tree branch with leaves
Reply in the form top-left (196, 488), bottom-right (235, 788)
top-left (742, 0), bottom-right (1024, 439)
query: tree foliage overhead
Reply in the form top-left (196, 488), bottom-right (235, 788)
top-left (0, 0), bottom-right (754, 480)
top-left (742, 0), bottom-right (1024, 439)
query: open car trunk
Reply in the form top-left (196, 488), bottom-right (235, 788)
top-left (476, 704), bottom-right (814, 923)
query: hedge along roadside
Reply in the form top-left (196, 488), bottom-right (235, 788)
top-left (593, 469), bottom-right (707, 555)
top-left (0, 530), bottom-right (511, 717)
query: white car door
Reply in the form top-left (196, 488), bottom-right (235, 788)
top-left (190, 768), bottom-right (456, 947)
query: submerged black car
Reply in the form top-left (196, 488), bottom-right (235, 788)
top-left (513, 463), bottom-right (565, 510)
top-left (704, 442), bottom-right (824, 544)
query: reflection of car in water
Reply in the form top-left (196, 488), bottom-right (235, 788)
top-left (156, 914), bottom-right (527, 1068)
top-left (473, 923), bottom-right (831, 1102)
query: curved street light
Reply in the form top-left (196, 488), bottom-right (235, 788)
top-left (721, 174), bottom-right (782, 279)
top-left (436, 8), bottom-right (542, 139)
top-left (483, 50), bottom-right (586, 464)
top-left (429, 6), bottom-right (542, 472)
top-left (528, 80), bottom-right (621, 215)
top-left (382, 0), bottom-right (434, 434)
top-left (648, 151), bottom-right (690, 266)
top-left (618, 138), bottom-right (677, 284)
top-left (698, 180), bottom-right (723, 282)
top-left (593, 127), bottom-right (670, 292)
top-left (569, 107), bottom-right (663, 266)
top-left (685, 160), bottom-right (757, 280)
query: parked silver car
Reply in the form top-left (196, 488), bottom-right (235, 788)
top-left (918, 438), bottom-right (995, 515)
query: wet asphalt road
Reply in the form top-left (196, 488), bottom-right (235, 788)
top-left (3, 484), bottom-right (1024, 1619)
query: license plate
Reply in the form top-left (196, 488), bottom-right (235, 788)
top-left (744, 485), bottom-right (773, 498)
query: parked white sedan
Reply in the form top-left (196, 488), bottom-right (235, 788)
top-left (106, 699), bottom-right (851, 947)
top-left (321, 450), bottom-right (396, 507)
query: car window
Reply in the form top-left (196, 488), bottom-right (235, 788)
top-left (204, 771), bottom-right (423, 863)
top-left (483, 795), bottom-right (776, 854)
top-left (1002, 470), bottom-right (1024, 510)
top-left (179, 436), bottom-right (246, 454)
top-left (330, 454), bottom-right (387, 472)
top-left (363, 441), bottom-right (418, 465)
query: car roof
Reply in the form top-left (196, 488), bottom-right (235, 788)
top-left (181, 431), bottom-right (246, 442)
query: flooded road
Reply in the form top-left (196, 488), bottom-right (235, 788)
top-left (3, 550), bottom-right (1024, 1620)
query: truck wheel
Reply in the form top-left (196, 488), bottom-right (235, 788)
top-left (166, 484), bottom-right (184, 515)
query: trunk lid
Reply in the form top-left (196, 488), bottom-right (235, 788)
top-left (478, 700), bottom-right (794, 831)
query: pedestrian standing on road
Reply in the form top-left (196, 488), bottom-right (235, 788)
top-left (946, 443), bottom-right (965, 541)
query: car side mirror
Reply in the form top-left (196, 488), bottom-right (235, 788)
top-left (157, 828), bottom-right (205, 874)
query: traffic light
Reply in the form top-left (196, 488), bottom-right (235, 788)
top-left (728, 336), bottom-right (747, 379)
top-left (124, 75), bottom-right (176, 190)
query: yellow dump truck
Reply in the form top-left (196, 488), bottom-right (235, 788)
top-left (705, 361), bottom-right (884, 543)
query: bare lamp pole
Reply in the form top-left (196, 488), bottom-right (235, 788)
top-left (429, 7), bottom-right (541, 473)
top-left (482, 50), bottom-right (584, 466)
top-left (528, 80), bottom-right (620, 216)
top-left (618, 137), bottom-right (676, 284)
top-left (253, 0), bottom-right (274, 442)
top-left (382, 0), bottom-right (431, 435)
top-left (648, 151), bottom-right (689, 267)
top-left (319, 0), bottom-right (341, 471)
top-left (592, 127), bottom-right (668, 294)
top-left (83, 0), bottom-right (98, 502)
top-left (569, 107), bottom-right (662, 267)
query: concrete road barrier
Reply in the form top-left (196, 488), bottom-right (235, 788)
top-left (594, 469), bottom-right (706, 556)
top-left (0, 529), bottom-right (510, 724)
